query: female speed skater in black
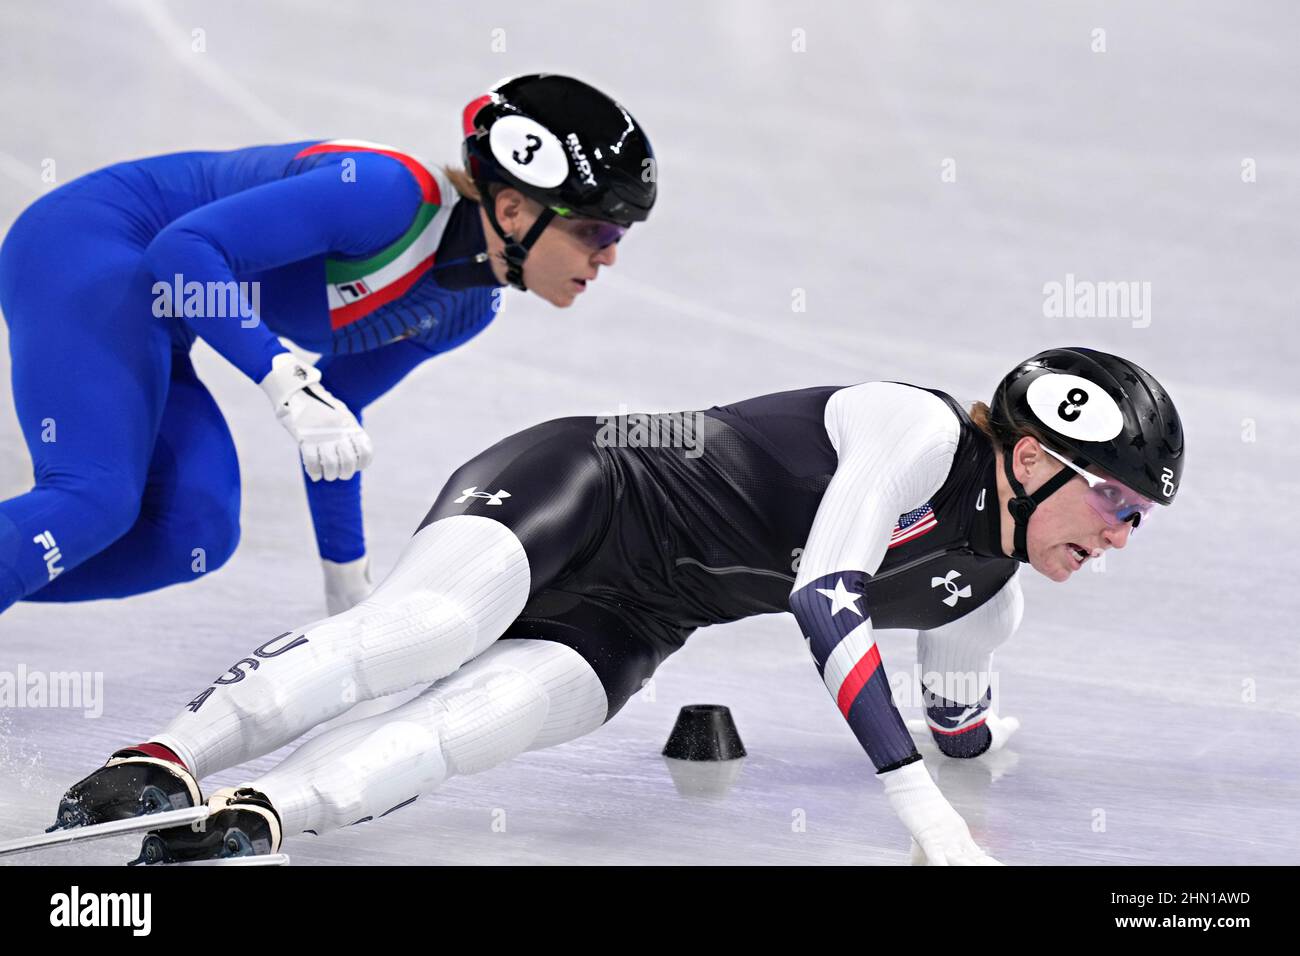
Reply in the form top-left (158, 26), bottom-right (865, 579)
top-left (52, 346), bottom-right (1184, 866)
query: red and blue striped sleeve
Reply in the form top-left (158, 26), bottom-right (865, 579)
top-left (790, 569), bottom-right (920, 771)
top-left (789, 383), bottom-right (961, 773)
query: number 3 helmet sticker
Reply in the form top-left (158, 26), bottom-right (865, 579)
top-left (489, 115), bottom-right (568, 189)
top-left (1025, 372), bottom-right (1124, 441)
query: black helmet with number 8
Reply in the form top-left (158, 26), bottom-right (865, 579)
top-left (989, 347), bottom-right (1185, 561)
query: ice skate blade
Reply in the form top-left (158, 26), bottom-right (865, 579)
top-left (165, 853), bottom-right (291, 867)
top-left (0, 806), bottom-right (210, 858)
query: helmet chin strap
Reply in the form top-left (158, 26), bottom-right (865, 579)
top-left (482, 195), bottom-right (556, 292)
top-left (1001, 447), bottom-right (1083, 564)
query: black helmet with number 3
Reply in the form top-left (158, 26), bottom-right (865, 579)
top-left (461, 73), bottom-right (656, 290)
top-left (989, 347), bottom-right (1185, 562)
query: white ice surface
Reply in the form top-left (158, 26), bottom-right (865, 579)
top-left (1, 0), bottom-right (1297, 865)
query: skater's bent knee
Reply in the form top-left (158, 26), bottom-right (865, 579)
top-left (182, 498), bottom-right (241, 575)
top-left (355, 593), bottom-right (480, 664)
top-left (48, 475), bottom-right (145, 544)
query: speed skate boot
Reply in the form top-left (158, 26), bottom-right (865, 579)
top-left (49, 742), bottom-right (201, 831)
top-left (131, 787), bottom-right (282, 865)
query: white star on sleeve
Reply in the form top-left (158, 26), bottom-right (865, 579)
top-left (814, 577), bottom-right (863, 617)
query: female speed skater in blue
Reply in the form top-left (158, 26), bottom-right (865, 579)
top-left (0, 73), bottom-right (656, 617)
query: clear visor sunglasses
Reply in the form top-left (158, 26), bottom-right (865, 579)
top-left (1040, 445), bottom-right (1156, 531)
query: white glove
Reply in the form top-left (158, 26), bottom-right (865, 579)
top-left (322, 554), bottom-right (373, 616)
top-left (259, 353), bottom-right (373, 482)
top-left (880, 760), bottom-right (1002, 866)
top-left (986, 712), bottom-right (1020, 752)
top-left (906, 710), bottom-right (1021, 753)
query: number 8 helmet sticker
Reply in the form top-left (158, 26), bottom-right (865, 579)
top-left (1025, 372), bottom-right (1124, 441)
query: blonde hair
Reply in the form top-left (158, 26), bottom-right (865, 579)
top-left (443, 164), bottom-right (481, 203)
top-left (442, 166), bottom-right (536, 217)
top-left (969, 401), bottom-right (997, 441)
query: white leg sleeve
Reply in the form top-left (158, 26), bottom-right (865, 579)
top-left (154, 516), bottom-right (530, 779)
top-left (249, 639), bottom-right (609, 837)
top-left (915, 574), bottom-right (1023, 706)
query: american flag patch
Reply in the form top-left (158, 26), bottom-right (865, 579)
top-left (888, 502), bottom-right (937, 548)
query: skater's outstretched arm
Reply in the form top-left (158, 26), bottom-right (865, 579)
top-left (144, 154), bottom-right (426, 482)
top-left (143, 154), bottom-right (421, 381)
top-left (789, 382), bottom-right (999, 865)
top-left (790, 383), bottom-right (956, 772)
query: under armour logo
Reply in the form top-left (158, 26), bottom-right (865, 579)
top-left (975, 488), bottom-right (986, 511)
top-left (454, 486), bottom-right (511, 506)
top-left (1160, 466), bottom-right (1175, 498)
top-left (946, 704), bottom-right (982, 726)
top-left (931, 569), bottom-right (972, 607)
